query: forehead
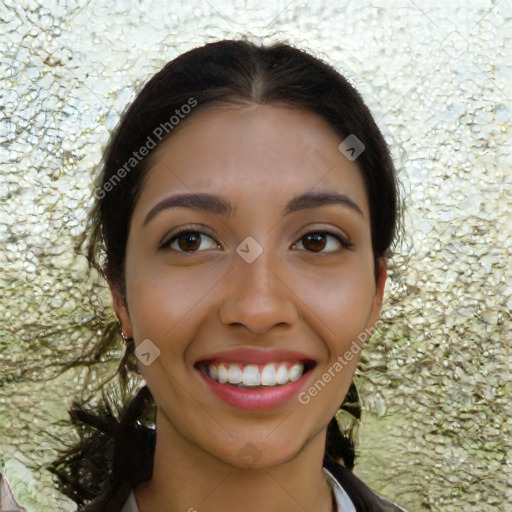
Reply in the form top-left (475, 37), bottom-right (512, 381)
top-left (137, 104), bottom-right (369, 217)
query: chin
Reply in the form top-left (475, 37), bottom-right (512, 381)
top-left (212, 439), bottom-right (303, 470)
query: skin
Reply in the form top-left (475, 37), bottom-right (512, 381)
top-left (111, 104), bottom-right (387, 512)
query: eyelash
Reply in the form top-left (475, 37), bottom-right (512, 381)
top-left (160, 227), bottom-right (354, 253)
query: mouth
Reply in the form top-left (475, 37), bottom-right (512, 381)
top-left (193, 348), bottom-right (317, 410)
top-left (196, 360), bottom-right (317, 389)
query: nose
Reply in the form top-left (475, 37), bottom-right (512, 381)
top-left (218, 249), bottom-right (298, 335)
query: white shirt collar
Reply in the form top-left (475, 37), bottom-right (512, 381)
top-left (323, 466), bottom-right (357, 512)
top-left (121, 468), bottom-right (356, 512)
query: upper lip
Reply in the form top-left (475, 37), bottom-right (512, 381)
top-left (195, 348), bottom-right (317, 366)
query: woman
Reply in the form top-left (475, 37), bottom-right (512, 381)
top-left (51, 38), bottom-right (407, 512)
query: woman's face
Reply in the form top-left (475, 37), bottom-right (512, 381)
top-left (113, 104), bottom-right (386, 468)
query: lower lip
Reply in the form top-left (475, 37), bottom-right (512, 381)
top-left (197, 368), bottom-right (312, 410)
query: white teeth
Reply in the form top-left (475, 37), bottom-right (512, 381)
top-left (205, 361), bottom-right (306, 387)
top-left (227, 364), bottom-right (243, 384)
top-left (288, 363), bottom-right (303, 382)
top-left (218, 364), bottom-right (228, 383)
top-left (208, 364), bottom-right (218, 381)
top-left (261, 363), bottom-right (277, 386)
top-left (242, 365), bottom-right (261, 386)
top-left (276, 363), bottom-right (289, 385)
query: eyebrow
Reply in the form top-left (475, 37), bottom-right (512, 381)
top-left (143, 190), bottom-right (363, 226)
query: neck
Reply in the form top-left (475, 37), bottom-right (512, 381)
top-left (134, 409), bottom-right (334, 512)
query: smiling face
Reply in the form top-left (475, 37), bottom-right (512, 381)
top-left (112, 103), bottom-right (386, 469)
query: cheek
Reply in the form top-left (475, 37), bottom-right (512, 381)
top-left (126, 273), bottom-right (199, 390)
top-left (125, 262), bottom-right (229, 373)
top-left (126, 259), bottom-right (215, 335)
top-left (286, 261), bottom-right (376, 342)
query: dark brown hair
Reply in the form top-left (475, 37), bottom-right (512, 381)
top-left (50, 38), bottom-right (402, 512)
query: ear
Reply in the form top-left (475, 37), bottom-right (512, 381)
top-left (110, 281), bottom-right (133, 340)
top-left (366, 258), bottom-right (387, 331)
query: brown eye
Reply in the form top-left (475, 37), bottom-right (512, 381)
top-left (162, 231), bottom-right (219, 252)
top-left (177, 232), bottom-right (201, 251)
top-left (302, 233), bottom-right (327, 252)
top-left (293, 231), bottom-right (353, 253)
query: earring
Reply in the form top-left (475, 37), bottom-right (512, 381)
top-left (116, 319), bottom-right (134, 343)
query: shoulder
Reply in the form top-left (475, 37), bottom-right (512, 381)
top-left (323, 455), bottom-right (409, 512)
